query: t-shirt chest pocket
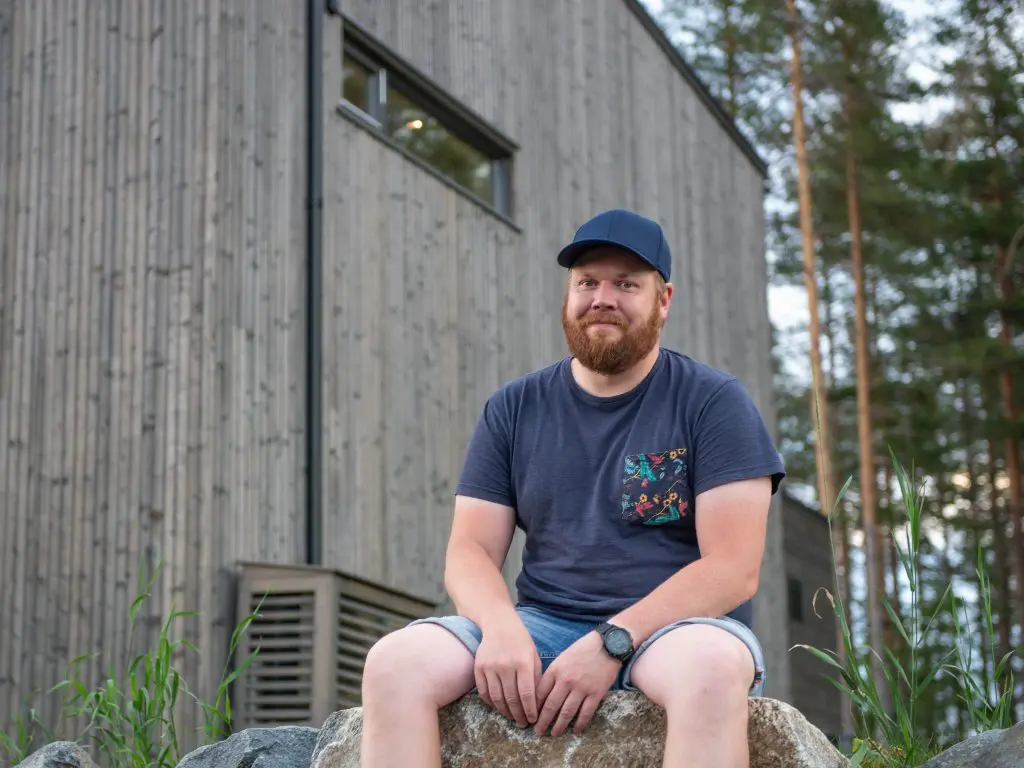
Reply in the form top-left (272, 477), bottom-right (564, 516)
top-left (620, 448), bottom-right (692, 526)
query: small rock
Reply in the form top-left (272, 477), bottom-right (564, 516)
top-left (15, 741), bottom-right (97, 768)
top-left (311, 709), bottom-right (362, 768)
top-left (309, 691), bottom-right (850, 767)
top-left (175, 725), bottom-right (318, 768)
top-left (747, 698), bottom-right (850, 768)
top-left (919, 721), bottom-right (1024, 768)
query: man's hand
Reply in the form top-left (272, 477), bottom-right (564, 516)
top-left (534, 631), bottom-right (619, 737)
top-left (474, 615), bottom-right (543, 728)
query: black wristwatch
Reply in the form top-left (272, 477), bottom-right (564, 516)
top-left (595, 622), bottom-right (635, 663)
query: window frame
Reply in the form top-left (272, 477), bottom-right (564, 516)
top-left (339, 19), bottom-right (517, 221)
top-left (787, 577), bottom-right (804, 623)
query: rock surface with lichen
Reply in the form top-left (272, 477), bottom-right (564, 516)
top-left (308, 692), bottom-right (850, 767)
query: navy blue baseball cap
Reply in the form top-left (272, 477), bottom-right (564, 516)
top-left (556, 209), bottom-right (671, 282)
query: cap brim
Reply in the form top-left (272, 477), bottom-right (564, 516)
top-left (556, 238), bottom-right (657, 272)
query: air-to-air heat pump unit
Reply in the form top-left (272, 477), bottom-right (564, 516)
top-left (231, 562), bottom-right (436, 729)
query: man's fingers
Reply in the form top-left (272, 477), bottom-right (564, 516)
top-left (549, 690), bottom-right (584, 737)
top-left (536, 666), bottom-right (556, 707)
top-left (572, 694), bottom-right (602, 735)
top-left (486, 672), bottom-right (513, 721)
top-left (516, 661), bottom-right (540, 724)
top-left (475, 668), bottom-right (492, 710)
top-left (534, 679), bottom-right (568, 735)
top-left (501, 669), bottom-right (529, 727)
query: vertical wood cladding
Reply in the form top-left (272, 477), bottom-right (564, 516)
top-left (1, 0), bottom-right (308, 745)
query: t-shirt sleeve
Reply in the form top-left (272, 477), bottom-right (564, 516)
top-left (454, 392), bottom-right (517, 508)
top-left (691, 377), bottom-right (786, 497)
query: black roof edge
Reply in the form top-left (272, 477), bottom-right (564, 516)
top-left (622, 0), bottom-right (769, 180)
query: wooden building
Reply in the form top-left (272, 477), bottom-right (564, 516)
top-left (781, 492), bottom-right (845, 741)
top-left (0, 0), bottom-right (822, 752)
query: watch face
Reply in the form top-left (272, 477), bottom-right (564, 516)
top-left (606, 628), bottom-right (632, 655)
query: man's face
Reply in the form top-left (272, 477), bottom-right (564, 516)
top-left (561, 247), bottom-right (672, 376)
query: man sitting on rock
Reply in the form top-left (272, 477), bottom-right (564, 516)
top-left (360, 209), bottom-right (786, 768)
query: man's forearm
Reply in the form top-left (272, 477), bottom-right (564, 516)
top-left (444, 543), bottom-right (520, 631)
top-left (608, 556), bottom-right (758, 646)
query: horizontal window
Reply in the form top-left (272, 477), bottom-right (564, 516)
top-left (340, 28), bottom-right (514, 217)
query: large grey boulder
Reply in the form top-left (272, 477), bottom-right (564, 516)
top-left (919, 721), bottom-right (1024, 768)
top-left (309, 691), bottom-right (850, 767)
top-left (15, 742), bottom-right (97, 768)
top-left (175, 725), bottom-right (318, 768)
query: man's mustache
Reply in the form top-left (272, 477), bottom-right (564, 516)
top-left (580, 311), bottom-right (627, 327)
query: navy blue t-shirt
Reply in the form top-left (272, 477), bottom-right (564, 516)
top-left (455, 348), bottom-right (786, 629)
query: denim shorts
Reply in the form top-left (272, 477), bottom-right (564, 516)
top-left (408, 604), bottom-right (766, 697)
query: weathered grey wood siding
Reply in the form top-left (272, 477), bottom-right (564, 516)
top-left (324, 0), bottom-right (789, 699)
top-left (783, 496), bottom-right (843, 738)
top-left (0, 0), bottom-right (308, 746)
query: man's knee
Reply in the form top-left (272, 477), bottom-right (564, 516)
top-left (361, 623), bottom-right (476, 707)
top-left (362, 627), bottom-right (419, 693)
top-left (629, 624), bottom-right (755, 709)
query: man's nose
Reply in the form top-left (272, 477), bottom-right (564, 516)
top-left (591, 282), bottom-right (618, 308)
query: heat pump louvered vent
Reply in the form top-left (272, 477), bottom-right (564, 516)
top-left (238, 590), bottom-right (316, 725)
top-left (233, 562), bottom-right (436, 729)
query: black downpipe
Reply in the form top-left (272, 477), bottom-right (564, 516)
top-left (305, 0), bottom-right (325, 565)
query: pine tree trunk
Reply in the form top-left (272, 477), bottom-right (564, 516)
top-left (823, 272), bottom-right (853, 629)
top-left (989, 438), bottom-right (1013, 663)
top-left (979, 259), bottom-right (1014, 683)
top-left (940, 499), bottom-right (962, 732)
top-left (883, 461), bottom-right (902, 652)
top-left (786, 0), bottom-right (850, 737)
top-left (843, 67), bottom-right (885, 704)
top-left (961, 385), bottom-right (988, 694)
top-left (869, 274), bottom-right (900, 654)
top-left (996, 238), bottom-right (1023, 633)
top-left (786, 0), bottom-right (835, 531)
top-left (720, 0), bottom-right (738, 114)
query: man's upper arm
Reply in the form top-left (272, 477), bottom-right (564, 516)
top-left (447, 495), bottom-right (517, 569)
top-left (691, 377), bottom-right (786, 497)
top-left (695, 477), bottom-right (772, 586)
top-left (690, 377), bottom-right (785, 582)
top-left (448, 390), bottom-right (518, 569)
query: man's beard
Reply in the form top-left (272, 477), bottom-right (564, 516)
top-left (561, 295), bottom-right (662, 376)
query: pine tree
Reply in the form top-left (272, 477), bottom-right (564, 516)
top-left (807, 0), bottom-right (919, 712)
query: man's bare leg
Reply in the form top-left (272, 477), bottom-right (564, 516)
top-left (628, 625), bottom-right (754, 768)
top-left (360, 624), bottom-right (476, 768)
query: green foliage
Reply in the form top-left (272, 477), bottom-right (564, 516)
top-left (794, 451), bottom-right (1017, 766)
top-left (947, 547), bottom-right (1017, 735)
top-left (0, 562), bottom-right (263, 768)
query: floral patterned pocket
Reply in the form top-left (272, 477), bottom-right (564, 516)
top-left (620, 448), bottom-right (690, 525)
